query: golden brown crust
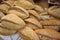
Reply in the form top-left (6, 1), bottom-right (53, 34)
top-left (34, 5), bottom-right (44, 13)
top-left (0, 11), bottom-right (5, 18)
top-left (40, 11), bottom-right (49, 20)
top-left (25, 17), bottom-right (42, 28)
top-left (40, 11), bottom-right (56, 20)
top-left (41, 20), bottom-right (60, 26)
top-left (35, 29), bottom-right (60, 40)
top-left (2, 1), bottom-right (11, 7)
top-left (27, 0), bottom-right (35, 4)
top-left (0, 23), bottom-right (16, 36)
top-left (4, 0), bottom-right (16, 6)
top-left (25, 23), bottom-right (40, 30)
top-left (27, 10), bottom-right (40, 20)
top-left (0, 11), bottom-right (5, 22)
top-left (48, 6), bottom-right (60, 18)
top-left (8, 6), bottom-right (29, 19)
top-left (14, 0), bottom-right (34, 9)
top-left (1, 14), bottom-right (26, 30)
top-left (43, 26), bottom-right (59, 31)
top-left (0, 2), bottom-right (11, 12)
top-left (18, 27), bottom-right (40, 40)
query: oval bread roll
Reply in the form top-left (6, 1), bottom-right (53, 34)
top-left (0, 2), bottom-right (11, 12)
top-left (1, 14), bottom-right (26, 30)
top-left (0, 11), bottom-right (5, 17)
top-left (27, 0), bottom-right (35, 4)
top-left (0, 10), bottom-right (5, 22)
top-left (26, 23), bottom-right (40, 30)
top-left (40, 20), bottom-right (60, 31)
top-left (14, 0), bottom-right (34, 9)
top-left (0, 23), bottom-right (16, 36)
top-left (35, 29), bottom-right (60, 40)
top-left (8, 6), bottom-right (29, 19)
top-left (40, 11), bottom-right (56, 20)
top-left (27, 10), bottom-right (40, 20)
top-left (43, 26), bottom-right (59, 31)
top-left (25, 17), bottom-right (42, 29)
top-left (48, 6), bottom-right (60, 19)
top-left (41, 20), bottom-right (60, 26)
top-left (5, 0), bottom-right (16, 5)
top-left (18, 27), bottom-right (40, 40)
top-left (34, 5), bottom-right (44, 13)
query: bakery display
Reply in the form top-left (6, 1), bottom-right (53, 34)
top-left (0, 0), bottom-right (60, 40)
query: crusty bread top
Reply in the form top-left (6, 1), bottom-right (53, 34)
top-left (27, 10), bottom-right (40, 20)
top-left (1, 14), bottom-right (26, 25)
top-left (8, 6), bottom-right (29, 19)
top-left (48, 6), bottom-right (60, 18)
top-left (25, 17), bottom-right (42, 28)
top-left (35, 29), bottom-right (60, 40)
top-left (18, 27), bottom-right (40, 40)
top-left (0, 23), bottom-right (16, 36)
top-left (41, 20), bottom-right (60, 26)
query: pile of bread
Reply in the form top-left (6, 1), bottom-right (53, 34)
top-left (0, 0), bottom-right (60, 40)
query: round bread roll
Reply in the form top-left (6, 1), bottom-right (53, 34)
top-left (0, 23), bottom-right (16, 36)
top-left (0, 2), bottom-right (11, 12)
top-left (35, 29), bottom-right (60, 40)
top-left (48, 6), bottom-right (60, 19)
top-left (27, 10), bottom-right (40, 20)
top-left (18, 27), bottom-right (40, 40)
top-left (14, 0), bottom-right (34, 9)
top-left (24, 17), bottom-right (42, 29)
top-left (8, 6), bottom-right (29, 19)
top-left (1, 14), bottom-right (26, 30)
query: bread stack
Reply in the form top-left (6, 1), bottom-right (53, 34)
top-left (0, 0), bottom-right (60, 40)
